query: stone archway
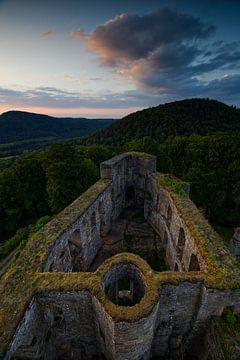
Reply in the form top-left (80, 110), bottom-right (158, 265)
top-left (189, 253), bottom-right (200, 271)
top-left (68, 229), bottom-right (84, 271)
top-left (177, 227), bottom-right (186, 261)
top-left (125, 186), bottom-right (136, 208)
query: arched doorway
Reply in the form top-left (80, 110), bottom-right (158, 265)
top-left (125, 186), bottom-right (135, 208)
top-left (188, 253), bottom-right (200, 271)
top-left (68, 229), bottom-right (84, 271)
top-left (177, 227), bottom-right (186, 261)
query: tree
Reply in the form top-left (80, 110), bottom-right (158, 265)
top-left (44, 144), bottom-right (98, 213)
top-left (0, 153), bottom-right (49, 241)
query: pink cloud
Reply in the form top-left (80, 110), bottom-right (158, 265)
top-left (69, 28), bottom-right (84, 39)
top-left (41, 31), bottom-right (55, 37)
top-left (0, 104), bottom-right (136, 118)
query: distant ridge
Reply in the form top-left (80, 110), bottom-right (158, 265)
top-left (0, 110), bottom-right (115, 144)
top-left (87, 98), bottom-right (240, 145)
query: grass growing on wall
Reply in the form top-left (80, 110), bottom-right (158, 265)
top-left (156, 174), bottom-right (189, 195)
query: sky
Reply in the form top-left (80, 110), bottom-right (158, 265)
top-left (0, 0), bottom-right (240, 118)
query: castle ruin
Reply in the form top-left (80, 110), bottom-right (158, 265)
top-left (0, 152), bottom-right (240, 359)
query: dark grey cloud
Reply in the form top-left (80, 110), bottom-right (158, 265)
top-left (87, 7), bottom-right (240, 104)
top-left (87, 7), bottom-right (215, 65)
top-left (151, 74), bottom-right (240, 106)
top-left (198, 74), bottom-right (240, 104)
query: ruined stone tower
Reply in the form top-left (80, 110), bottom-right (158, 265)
top-left (0, 153), bottom-right (240, 359)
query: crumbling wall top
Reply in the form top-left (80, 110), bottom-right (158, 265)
top-left (100, 152), bottom-right (156, 179)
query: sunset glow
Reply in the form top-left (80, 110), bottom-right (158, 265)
top-left (0, 0), bottom-right (239, 117)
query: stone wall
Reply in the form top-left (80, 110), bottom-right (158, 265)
top-left (151, 282), bottom-right (203, 358)
top-left (44, 153), bottom-right (157, 273)
top-left (4, 299), bottom-right (45, 360)
top-left (44, 184), bottom-right (113, 272)
top-left (145, 174), bottom-right (206, 272)
top-left (2, 152), bottom-right (240, 360)
top-left (7, 282), bottom-right (240, 359)
top-left (6, 292), bottom-right (103, 360)
top-left (230, 227), bottom-right (240, 260)
top-left (114, 303), bottom-right (159, 360)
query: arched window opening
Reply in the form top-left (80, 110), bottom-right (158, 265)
top-left (110, 190), bottom-right (114, 204)
top-left (117, 164), bottom-right (122, 175)
top-left (178, 228), bottom-right (186, 246)
top-left (91, 212), bottom-right (96, 228)
top-left (147, 205), bottom-right (152, 218)
top-left (174, 263), bottom-right (179, 271)
top-left (45, 330), bottom-right (51, 344)
top-left (137, 195), bottom-right (144, 207)
top-left (163, 231), bottom-right (168, 245)
top-left (68, 229), bottom-right (84, 271)
top-left (177, 227), bottom-right (186, 261)
top-left (99, 201), bottom-right (108, 237)
top-left (189, 253), bottom-right (200, 271)
top-left (167, 205), bottom-right (172, 228)
top-left (59, 250), bottom-right (65, 259)
top-left (30, 336), bottom-right (37, 347)
top-left (99, 201), bottom-right (104, 215)
top-left (69, 229), bottom-right (81, 247)
top-left (125, 186), bottom-right (135, 208)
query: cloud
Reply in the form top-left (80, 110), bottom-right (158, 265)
top-left (0, 86), bottom-right (159, 111)
top-left (196, 74), bottom-right (240, 104)
top-left (41, 30), bottom-right (55, 37)
top-left (1, 75), bottom-right (240, 119)
top-left (86, 7), bottom-right (240, 104)
top-left (0, 86), bottom-right (161, 117)
top-left (87, 8), bottom-right (215, 65)
top-left (69, 28), bottom-right (84, 39)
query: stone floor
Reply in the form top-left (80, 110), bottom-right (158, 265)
top-left (89, 207), bottom-right (167, 272)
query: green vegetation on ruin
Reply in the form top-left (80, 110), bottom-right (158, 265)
top-left (1, 152), bottom-right (240, 355)
top-left (215, 311), bottom-right (240, 360)
top-left (1, 98), bottom-right (240, 355)
top-left (154, 172), bottom-right (240, 289)
top-left (0, 178), bottom-right (111, 354)
top-left (156, 173), bottom-right (188, 196)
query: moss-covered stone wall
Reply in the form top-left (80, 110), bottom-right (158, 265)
top-left (1, 152), bottom-right (240, 360)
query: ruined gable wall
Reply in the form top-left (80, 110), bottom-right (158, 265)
top-left (44, 153), bottom-right (157, 273)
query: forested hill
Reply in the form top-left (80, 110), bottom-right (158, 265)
top-left (0, 111), bottom-right (115, 144)
top-left (88, 98), bottom-right (240, 145)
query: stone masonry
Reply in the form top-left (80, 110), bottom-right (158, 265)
top-left (1, 152), bottom-right (240, 360)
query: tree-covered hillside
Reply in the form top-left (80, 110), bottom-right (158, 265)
top-left (0, 111), bottom-right (115, 144)
top-left (1, 99), bottom-right (240, 262)
top-left (88, 99), bottom-right (240, 145)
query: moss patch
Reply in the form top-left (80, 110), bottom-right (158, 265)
top-left (215, 317), bottom-right (240, 360)
top-left (156, 173), bottom-right (188, 195)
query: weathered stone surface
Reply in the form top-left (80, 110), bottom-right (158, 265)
top-left (2, 152), bottom-right (240, 360)
top-left (230, 227), bottom-right (240, 259)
